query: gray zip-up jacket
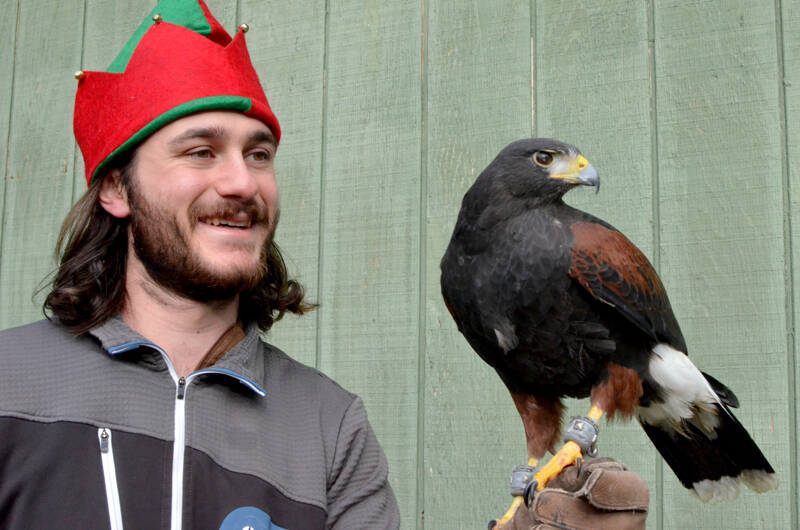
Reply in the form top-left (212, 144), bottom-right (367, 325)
top-left (0, 317), bottom-right (400, 529)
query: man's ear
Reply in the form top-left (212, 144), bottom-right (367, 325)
top-left (99, 169), bottom-right (131, 218)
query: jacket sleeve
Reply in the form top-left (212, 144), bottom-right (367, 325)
top-left (325, 396), bottom-right (400, 529)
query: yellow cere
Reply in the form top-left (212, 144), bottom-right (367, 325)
top-left (549, 153), bottom-right (589, 181)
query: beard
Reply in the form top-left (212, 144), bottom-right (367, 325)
top-left (126, 181), bottom-right (276, 304)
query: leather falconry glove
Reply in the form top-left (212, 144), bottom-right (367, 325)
top-left (506, 458), bottom-right (649, 530)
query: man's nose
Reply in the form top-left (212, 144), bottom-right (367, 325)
top-left (215, 154), bottom-right (259, 198)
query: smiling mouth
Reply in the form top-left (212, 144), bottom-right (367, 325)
top-left (200, 217), bottom-right (253, 229)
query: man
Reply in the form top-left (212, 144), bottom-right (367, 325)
top-left (0, 1), bottom-right (399, 528)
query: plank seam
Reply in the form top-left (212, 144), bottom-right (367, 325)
top-left (530, 0), bottom-right (536, 136)
top-left (315, 0), bottom-right (331, 371)
top-left (71, 0), bottom-right (88, 205)
top-left (0, 0), bottom-right (22, 285)
top-left (774, 1), bottom-right (798, 528)
top-left (646, 2), bottom-right (663, 529)
top-left (416, 3), bottom-right (428, 527)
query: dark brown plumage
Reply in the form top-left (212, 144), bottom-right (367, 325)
top-left (440, 138), bottom-right (776, 503)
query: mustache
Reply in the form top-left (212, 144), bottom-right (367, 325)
top-left (188, 198), bottom-right (270, 226)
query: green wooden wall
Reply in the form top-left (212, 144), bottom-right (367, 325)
top-left (0, 0), bottom-right (796, 527)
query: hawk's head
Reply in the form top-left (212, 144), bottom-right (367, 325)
top-left (484, 138), bottom-right (600, 203)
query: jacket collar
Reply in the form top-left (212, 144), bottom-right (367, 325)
top-left (89, 315), bottom-right (266, 397)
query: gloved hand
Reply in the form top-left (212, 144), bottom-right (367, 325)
top-left (505, 458), bottom-right (649, 530)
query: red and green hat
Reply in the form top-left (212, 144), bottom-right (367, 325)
top-left (73, 0), bottom-right (280, 185)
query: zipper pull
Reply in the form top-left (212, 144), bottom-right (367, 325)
top-left (100, 428), bottom-right (110, 453)
top-left (177, 377), bottom-right (186, 399)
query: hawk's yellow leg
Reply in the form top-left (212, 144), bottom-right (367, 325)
top-left (534, 406), bottom-right (604, 491)
top-left (490, 406), bottom-right (605, 529)
top-left (490, 457), bottom-right (538, 529)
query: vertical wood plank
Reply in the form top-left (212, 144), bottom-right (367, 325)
top-left (0, 0), bottom-right (85, 329)
top-left (239, 0), bottom-right (325, 368)
top-left (0, 1), bottom-right (20, 269)
top-left (77, 1), bottom-right (155, 200)
top-left (82, 1), bottom-right (160, 66)
top-left (424, 1), bottom-right (531, 525)
top-left (780, 0), bottom-right (800, 528)
top-left (655, 1), bottom-right (790, 527)
top-left (319, 2), bottom-right (421, 526)
top-left (204, 0), bottom-right (235, 32)
top-left (535, 0), bottom-right (662, 523)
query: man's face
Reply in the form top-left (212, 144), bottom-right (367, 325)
top-left (121, 111), bottom-right (279, 302)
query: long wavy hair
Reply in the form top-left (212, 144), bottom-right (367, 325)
top-left (44, 155), bottom-right (313, 335)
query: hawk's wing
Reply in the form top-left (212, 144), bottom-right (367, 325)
top-left (568, 221), bottom-right (686, 352)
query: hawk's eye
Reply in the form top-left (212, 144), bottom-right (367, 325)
top-left (533, 151), bottom-right (554, 167)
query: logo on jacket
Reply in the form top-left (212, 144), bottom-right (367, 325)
top-left (219, 507), bottom-right (287, 530)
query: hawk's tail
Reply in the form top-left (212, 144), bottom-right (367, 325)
top-left (636, 343), bottom-right (777, 502)
top-left (639, 405), bottom-right (776, 502)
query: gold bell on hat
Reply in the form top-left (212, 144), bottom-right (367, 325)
top-left (152, 13), bottom-right (163, 23)
top-left (74, 70), bottom-right (85, 80)
top-left (238, 23), bottom-right (249, 33)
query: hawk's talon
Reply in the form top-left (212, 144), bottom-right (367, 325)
top-left (523, 479), bottom-right (538, 507)
top-left (576, 457), bottom-right (582, 476)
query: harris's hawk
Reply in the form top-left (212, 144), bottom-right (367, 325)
top-left (440, 139), bottom-right (777, 526)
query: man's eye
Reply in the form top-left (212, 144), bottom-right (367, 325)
top-left (248, 150), bottom-right (272, 162)
top-left (190, 149), bottom-right (213, 159)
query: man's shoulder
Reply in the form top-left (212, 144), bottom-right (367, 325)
top-left (258, 340), bottom-right (357, 410)
top-left (0, 319), bottom-right (105, 412)
top-left (0, 319), bottom-right (102, 373)
top-left (0, 318), bottom-right (83, 352)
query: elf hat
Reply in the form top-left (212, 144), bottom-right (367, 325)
top-left (73, 0), bottom-right (280, 186)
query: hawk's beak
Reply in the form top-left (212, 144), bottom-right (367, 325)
top-left (576, 163), bottom-right (600, 194)
top-left (550, 155), bottom-right (600, 193)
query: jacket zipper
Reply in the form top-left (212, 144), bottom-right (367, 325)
top-left (106, 341), bottom-right (265, 530)
top-left (111, 343), bottom-right (186, 530)
top-left (108, 342), bottom-right (187, 530)
top-left (98, 428), bottom-right (124, 530)
top-left (171, 376), bottom-right (187, 530)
